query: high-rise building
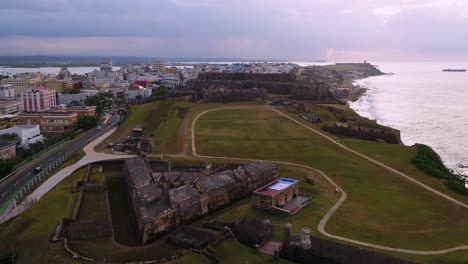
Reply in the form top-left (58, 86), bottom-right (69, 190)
top-left (0, 84), bottom-right (15, 98)
top-left (21, 86), bottom-right (57, 112)
top-left (57, 67), bottom-right (72, 80)
top-left (151, 61), bottom-right (165, 72)
top-left (100, 58), bottom-right (113, 72)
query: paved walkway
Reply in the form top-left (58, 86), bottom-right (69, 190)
top-left (30, 128), bottom-right (134, 200)
top-left (0, 128), bottom-right (134, 223)
top-left (189, 107), bottom-right (468, 255)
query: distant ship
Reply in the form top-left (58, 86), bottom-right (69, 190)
top-left (442, 69), bottom-right (466, 72)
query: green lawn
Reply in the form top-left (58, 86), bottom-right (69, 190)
top-left (214, 239), bottom-right (291, 264)
top-left (96, 100), bottom-right (175, 152)
top-left (194, 108), bottom-right (468, 263)
top-left (0, 168), bottom-right (85, 263)
top-left (76, 168), bottom-right (109, 223)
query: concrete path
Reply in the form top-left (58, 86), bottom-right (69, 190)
top-left (0, 128), bottom-right (134, 224)
top-left (189, 107), bottom-right (468, 255)
top-left (29, 128), bottom-right (134, 200)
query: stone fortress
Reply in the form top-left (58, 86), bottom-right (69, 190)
top-left (185, 72), bottom-right (330, 101)
top-left (123, 157), bottom-right (279, 244)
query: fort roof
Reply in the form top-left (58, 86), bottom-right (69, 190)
top-left (169, 184), bottom-right (200, 206)
top-left (137, 184), bottom-right (162, 204)
top-left (196, 170), bottom-right (235, 193)
top-left (244, 162), bottom-right (277, 178)
top-left (125, 157), bottom-right (152, 187)
top-left (140, 197), bottom-right (172, 222)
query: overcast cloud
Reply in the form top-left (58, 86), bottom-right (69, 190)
top-left (1, 0), bottom-right (467, 60)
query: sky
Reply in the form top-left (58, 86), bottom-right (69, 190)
top-left (1, 0), bottom-right (468, 61)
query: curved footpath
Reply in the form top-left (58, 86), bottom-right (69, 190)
top-left (29, 128), bottom-right (135, 201)
top-left (189, 107), bottom-right (468, 255)
top-left (0, 128), bottom-right (135, 223)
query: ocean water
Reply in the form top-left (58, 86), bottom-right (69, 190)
top-left (348, 61), bottom-right (468, 176)
top-left (0, 66), bottom-right (119, 75)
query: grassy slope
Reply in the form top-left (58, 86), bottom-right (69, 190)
top-left (96, 100), bottom-right (175, 152)
top-left (342, 139), bottom-right (468, 204)
top-left (215, 239), bottom-right (291, 264)
top-left (0, 169), bottom-right (84, 264)
top-left (76, 168), bottom-right (109, 223)
top-left (195, 108), bottom-right (468, 263)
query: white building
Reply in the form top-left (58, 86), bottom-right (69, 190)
top-left (161, 73), bottom-right (181, 89)
top-left (126, 85), bottom-right (151, 102)
top-left (0, 125), bottom-right (43, 148)
top-left (0, 84), bottom-right (15, 98)
top-left (58, 90), bottom-right (100, 105)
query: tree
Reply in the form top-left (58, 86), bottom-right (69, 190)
top-left (76, 116), bottom-right (100, 130)
top-left (85, 93), bottom-right (112, 116)
top-left (152, 86), bottom-right (168, 97)
top-left (0, 159), bottom-right (14, 180)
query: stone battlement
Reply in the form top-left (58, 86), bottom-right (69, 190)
top-left (123, 158), bottom-right (279, 244)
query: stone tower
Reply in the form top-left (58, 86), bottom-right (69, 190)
top-left (300, 227), bottom-right (311, 250)
top-left (283, 223), bottom-right (291, 246)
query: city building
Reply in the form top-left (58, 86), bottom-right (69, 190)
top-left (17, 112), bottom-right (78, 137)
top-left (1, 77), bottom-right (42, 97)
top-left (66, 106), bottom-right (96, 117)
top-left (100, 58), bottom-right (113, 72)
top-left (0, 99), bottom-right (23, 115)
top-left (253, 178), bottom-right (310, 215)
top-left (0, 84), bottom-right (15, 98)
top-left (0, 125), bottom-right (43, 149)
top-left (57, 90), bottom-right (99, 105)
top-left (41, 79), bottom-right (73, 93)
top-left (126, 85), bottom-right (151, 102)
top-left (57, 67), bottom-right (72, 80)
top-left (0, 138), bottom-right (17, 160)
top-left (0, 114), bottom-right (18, 129)
top-left (21, 86), bottom-right (57, 112)
top-left (82, 78), bottom-right (96, 89)
top-left (151, 61), bottom-right (165, 72)
top-left (161, 73), bottom-right (181, 89)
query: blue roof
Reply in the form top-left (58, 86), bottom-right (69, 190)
top-left (267, 178), bottom-right (297, 191)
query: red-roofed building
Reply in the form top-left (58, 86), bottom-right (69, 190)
top-left (21, 85), bottom-right (57, 112)
top-left (126, 85), bottom-right (151, 102)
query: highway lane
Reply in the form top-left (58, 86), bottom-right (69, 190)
top-left (0, 114), bottom-right (120, 209)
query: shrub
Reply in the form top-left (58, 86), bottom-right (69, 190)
top-left (445, 179), bottom-right (468, 196)
top-left (411, 144), bottom-right (452, 179)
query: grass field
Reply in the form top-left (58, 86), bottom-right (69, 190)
top-left (0, 168), bottom-right (85, 263)
top-left (96, 100), bottom-right (175, 152)
top-left (76, 168), bottom-right (109, 223)
top-left (195, 108), bottom-right (468, 263)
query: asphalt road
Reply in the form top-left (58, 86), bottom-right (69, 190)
top-left (0, 114), bottom-right (120, 209)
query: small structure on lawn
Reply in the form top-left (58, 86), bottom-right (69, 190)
top-left (253, 177), bottom-right (310, 215)
top-left (132, 127), bottom-right (143, 140)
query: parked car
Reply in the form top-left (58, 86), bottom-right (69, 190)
top-left (34, 166), bottom-right (42, 173)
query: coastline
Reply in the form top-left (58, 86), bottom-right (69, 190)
top-left (344, 75), bottom-right (468, 184)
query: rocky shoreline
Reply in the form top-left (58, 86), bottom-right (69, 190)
top-left (345, 74), bottom-right (468, 184)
